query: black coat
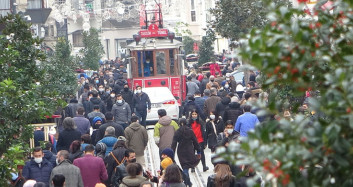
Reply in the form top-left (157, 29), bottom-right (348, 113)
top-left (56, 129), bottom-right (81, 152)
top-left (183, 100), bottom-right (205, 120)
top-left (215, 97), bottom-right (231, 118)
top-left (96, 121), bottom-right (125, 144)
top-left (223, 102), bottom-right (243, 124)
top-left (207, 174), bottom-right (237, 187)
top-left (104, 147), bottom-right (127, 186)
top-left (205, 118), bottom-right (224, 150)
top-left (87, 97), bottom-right (107, 115)
top-left (68, 150), bottom-right (84, 163)
top-left (120, 89), bottom-right (134, 107)
top-left (171, 125), bottom-right (201, 170)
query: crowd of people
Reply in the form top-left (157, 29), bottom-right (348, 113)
top-left (10, 57), bottom-right (276, 187)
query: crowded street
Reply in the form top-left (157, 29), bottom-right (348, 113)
top-left (2, 0), bottom-right (353, 187)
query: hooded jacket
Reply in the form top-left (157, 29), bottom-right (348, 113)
top-left (98, 136), bottom-right (118, 156)
top-left (120, 175), bottom-right (148, 187)
top-left (87, 97), bottom-right (106, 115)
top-left (112, 100), bottom-right (131, 125)
top-left (215, 97), bottom-right (231, 117)
top-left (154, 116), bottom-right (179, 152)
top-left (43, 150), bottom-right (56, 167)
top-left (223, 102), bottom-right (243, 124)
top-left (124, 122), bottom-right (148, 156)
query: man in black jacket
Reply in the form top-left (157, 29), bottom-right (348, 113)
top-left (120, 84), bottom-right (133, 107)
top-left (96, 112), bottom-right (124, 145)
top-left (132, 86), bottom-right (151, 127)
top-left (111, 149), bottom-right (136, 186)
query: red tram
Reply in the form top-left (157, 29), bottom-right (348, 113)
top-left (125, 4), bottom-right (186, 105)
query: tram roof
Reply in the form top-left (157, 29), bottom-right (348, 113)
top-left (126, 38), bottom-right (183, 51)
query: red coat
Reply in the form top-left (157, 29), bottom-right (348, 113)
top-left (209, 63), bottom-right (221, 76)
top-left (73, 154), bottom-right (108, 187)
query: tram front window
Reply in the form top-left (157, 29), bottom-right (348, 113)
top-left (156, 51), bottom-right (166, 74)
top-left (137, 51), bottom-right (154, 77)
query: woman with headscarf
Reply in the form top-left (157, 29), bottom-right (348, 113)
top-left (56, 117), bottom-right (81, 151)
top-left (95, 142), bottom-right (107, 159)
top-left (91, 116), bottom-right (103, 145)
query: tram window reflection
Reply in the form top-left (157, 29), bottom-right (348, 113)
top-left (169, 49), bottom-right (175, 75)
top-left (156, 51), bottom-right (166, 74)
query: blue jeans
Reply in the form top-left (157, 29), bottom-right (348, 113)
top-left (182, 168), bottom-right (192, 186)
top-left (135, 110), bottom-right (147, 127)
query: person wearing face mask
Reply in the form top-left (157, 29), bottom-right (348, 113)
top-left (73, 144), bottom-right (108, 187)
top-left (222, 73), bottom-right (237, 93)
top-left (217, 120), bottom-right (240, 147)
top-left (106, 91), bottom-right (117, 112)
top-left (205, 111), bottom-right (225, 153)
top-left (132, 85), bottom-right (151, 127)
top-left (112, 94), bottom-right (132, 129)
top-left (187, 109), bottom-right (209, 172)
top-left (49, 150), bottom-right (84, 187)
top-left (120, 84), bottom-right (133, 107)
top-left (206, 75), bottom-right (220, 90)
top-left (97, 85), bottom-right (108, 103)
top-left (143, 57), bottom-right (153, 77)
top-left (22, 147), bottom-right (53, 186)
top-left (215, 120), bottom-right (241, 176)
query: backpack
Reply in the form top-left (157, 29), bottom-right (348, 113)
top-left (111, 164), bottom-right (126, 187)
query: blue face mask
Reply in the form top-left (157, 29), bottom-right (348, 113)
top-left (192, 117), bottom-right (197, 120)
top-left (106, 91), bottom-right (110, 94)
top-left (95, 80), bottom-right (99, 84)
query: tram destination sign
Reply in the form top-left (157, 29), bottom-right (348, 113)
top-left (139, 23), bottom-right (169, 38)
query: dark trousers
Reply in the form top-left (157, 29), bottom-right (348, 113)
top-left (135, 110), bottom-right (147, 127)
top-left (199, 142), bottom-right (207, 168)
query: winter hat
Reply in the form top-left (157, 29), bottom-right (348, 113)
top-left (92, 116), bottom-right (103, 125)
top-left (161, 148), bottom-right (174, 159)
top-left (161, 157), bottom-right (173, 170)
top-left (117, 136), bottom-right (126, 142)
top-left (95, 142), bottom-right (107, 155)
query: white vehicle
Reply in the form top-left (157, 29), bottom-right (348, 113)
top-left (143, 87), bottom-right (179, 122)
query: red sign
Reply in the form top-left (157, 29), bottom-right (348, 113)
top-left (139, 24), bottom-right (169, 38)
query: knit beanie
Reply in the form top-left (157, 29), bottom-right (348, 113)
top-left (161, 148), bottom-right (174, 159)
